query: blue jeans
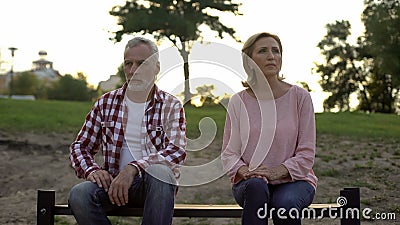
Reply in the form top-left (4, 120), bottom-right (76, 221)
top-left (232, 178), bottom-right (315, 225)
top-left (69, 164), bottom-right (176, 225)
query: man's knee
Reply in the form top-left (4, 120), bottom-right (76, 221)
top-left (69, 181), bottom-right (96, 206)
top-left (145, 164), bottom-right (176, 185)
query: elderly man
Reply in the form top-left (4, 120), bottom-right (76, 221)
top-left (69, 37), bottom-right (186, 225)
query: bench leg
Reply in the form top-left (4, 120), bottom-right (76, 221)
top-left (37, 190), bottom-right (55, 225)
top-left (340, 187), bottom-right (361, 225)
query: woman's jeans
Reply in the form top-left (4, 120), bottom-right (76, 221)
top-left (233, 178), bottom-right (315, 225)
top-left (69, 164), bottom-right (176, 225)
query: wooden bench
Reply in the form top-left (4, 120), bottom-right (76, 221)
top-left (37, 187), bottom-right (360, 225)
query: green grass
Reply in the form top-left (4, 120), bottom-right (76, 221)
top-left (1, 98), bottom-right (399, 139)
top-left (184, 104), bottom-right (226, 140)
top-left (317, 168), bottom-right (340, 177)
top-left (0, 98), bottom-right (91, 133)
top-left (315, 111), bottom-right (400, 139)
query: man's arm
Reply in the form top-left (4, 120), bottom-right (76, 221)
top-left (69, 99), bottom-right (102, 179)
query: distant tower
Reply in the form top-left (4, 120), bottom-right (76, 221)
top-left (31, 50), bottom-right (60, 80)
top-left (32, 50), bottom-right (53, 71)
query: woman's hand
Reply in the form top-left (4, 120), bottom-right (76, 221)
top-left (237, 165), bottom-right (268, 182)
top-left (245, 165), bottom-right (269, 182)
top-left (246, 164), bottom-right (289, 181)
top-left (237, 166), bottom-right (250, 180)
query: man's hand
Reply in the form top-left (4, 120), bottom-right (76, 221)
top-left (108, 165), bottom-right (138, 206)
top-left (87, 169), bottom-right (113, 191)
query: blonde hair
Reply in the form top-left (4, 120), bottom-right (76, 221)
top-left (241, 32), bottom-right (284, 88)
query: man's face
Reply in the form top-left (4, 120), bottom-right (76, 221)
top-left (124, 43), bottom-right (160, 91)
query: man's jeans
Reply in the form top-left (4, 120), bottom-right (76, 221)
top-left (233, 178), bottom-right (315, 225)
top-left (69, 164), bottom-right (176, 225)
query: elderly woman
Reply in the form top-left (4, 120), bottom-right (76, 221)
top-left (221, 32), bottom-right (318, 225)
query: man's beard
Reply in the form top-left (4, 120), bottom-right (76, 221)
top-left (127, 79), bottom-right (151, 92)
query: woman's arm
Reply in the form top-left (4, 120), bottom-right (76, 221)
top-left (221, 94), bottom-right (248, 184)
top-left (282, 92), bottom-right (316, 181)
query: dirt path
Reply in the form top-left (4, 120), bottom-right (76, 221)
top-left (0, 131), bottom-right (398, 224)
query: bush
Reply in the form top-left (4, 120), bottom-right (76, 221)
top-left (47, 73), bottom-right (98, 101)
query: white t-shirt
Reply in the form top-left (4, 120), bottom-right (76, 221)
top-left (119, 97), bottom-right (148, 171)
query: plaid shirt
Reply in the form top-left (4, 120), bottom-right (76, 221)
top-left (70, 83), bottom-right (186, 179)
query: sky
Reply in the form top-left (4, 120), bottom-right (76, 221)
top-left (0, 0), bottom-right (366, 111)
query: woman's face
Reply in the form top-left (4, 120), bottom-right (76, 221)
top-left (250, 37), bottom-right (282, 78)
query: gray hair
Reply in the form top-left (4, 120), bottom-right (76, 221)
top-left (125, 37), bottom-right (159, 60)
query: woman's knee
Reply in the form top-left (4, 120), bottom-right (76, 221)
top-left (239, 178), bottom-right (269, 204)
top-left (271, 182), bottom-right (315, 210)
top-left (273, 196), bottom-right (300, 211)
top-left (245, 178), bottom-right (268, 192)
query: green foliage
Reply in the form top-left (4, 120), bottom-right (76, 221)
top-left (12, 71), bottom-right (39, 95)
top-left (297, 81), bottom-right (312, 92)
top-left (116, 63), bottom-right (125, 88)
top-left (361, 0), bottom-right (400, 113)
top-left (47, 73), bottom-right (98, 101)
top-left (109, 0), bottom-right (241, 102)
top-left (194, 84), bottom-right (217, 105)
top-left (109, 0), bottom-right (241, 43)
top-left (316, 1), bottom-right (400, 113)
top-left (362, 0), bottom-right (400, 87)
top-left (315, 20), bottom-right (369, 112)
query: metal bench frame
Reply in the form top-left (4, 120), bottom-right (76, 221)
top-left (37, 187), bottom-right (360, 225)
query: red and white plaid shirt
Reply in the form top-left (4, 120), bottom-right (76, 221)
top-left (70, 83), bottom-right (186, 179)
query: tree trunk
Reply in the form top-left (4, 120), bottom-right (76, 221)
top-left (179, 42), bottom-right (191, 104)
top-left (359, 85), bottom-right (372, 112)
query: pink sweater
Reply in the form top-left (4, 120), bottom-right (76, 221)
top-left (221, 85), bottom-right (318, 189)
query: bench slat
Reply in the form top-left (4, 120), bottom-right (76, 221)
top-left (53, 203), bottom-right (340, 218)
top-left (38, 189), bottom-right (360, 225)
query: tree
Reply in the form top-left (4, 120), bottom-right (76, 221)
top-left (297, 81), bottom-right (312, 92)
top-left (195, 84), bottom-right (217, 105)
top-left (115, 63), bottom-right (125, 88)
top-left (48, 73), bottom-right (98, 101)
top-left (316, 1), bottom-right (400, 113)
top-left (109, 0), bottom-right (241, 103)
top-left (362, 0), bottom-right (400, 113)
top-left (12, 72), bottom-right (39, 96)
top-left (315, 20), bottom-right (370, 111)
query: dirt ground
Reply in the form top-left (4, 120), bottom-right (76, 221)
top-left (0, 130), bottom-right (399, 224)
